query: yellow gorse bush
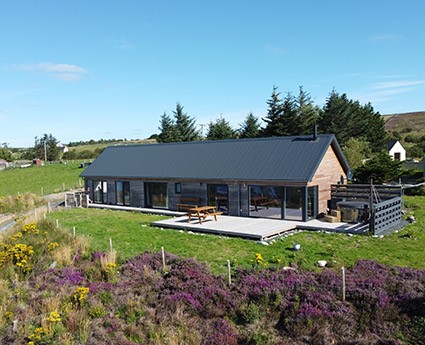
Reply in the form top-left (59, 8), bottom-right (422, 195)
top-left (27, 326), bottom-right (48, 344)
top-left (0, 243), bottom-right (34, 272)
top-left (46, 310), bottom-right (61, 323)
top-left (73, 287), bottom-right (90, 306)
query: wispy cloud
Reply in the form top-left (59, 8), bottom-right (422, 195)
top-left (367, 33), bottom-right (403, 42)
top-left (13, 62), bottom-right (88, 81)
top-left (372, 80), bottom-right (425, 89)
top-left (351, 78), bottom-right (425, 105)
top-left (264, 44), bottom-right (287, 55)
top-left (109, 38), bottom-right (137, 50)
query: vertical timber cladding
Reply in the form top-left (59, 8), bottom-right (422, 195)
top-left (130, 180), bottom-right (144, 207)
top-left (228, 184), bottom-right (240, 216)
top-left (309, 146), bottom-right (347, 214)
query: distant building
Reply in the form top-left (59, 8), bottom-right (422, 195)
top-left (57, 143), bottom-right (69, 153)
top-left (387, 140), bottom-right (406, 161)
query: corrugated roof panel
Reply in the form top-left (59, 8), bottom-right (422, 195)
top-left (81, 134), bottom-right (347, 182)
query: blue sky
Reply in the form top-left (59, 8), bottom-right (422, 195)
top-left (1, 1), bottom-right (425, 147)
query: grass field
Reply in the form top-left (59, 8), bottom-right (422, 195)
top-left (0, 162), bottom-right (83, 197)
top-left (48, 195), bottom-right (425, 274)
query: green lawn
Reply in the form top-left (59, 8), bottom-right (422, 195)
top-left (49, 195), bottom-right (425, 274)
top-left (0, 162), bottom-right (83, 196)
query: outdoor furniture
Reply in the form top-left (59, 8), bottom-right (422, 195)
top-left (187, 206), bottom-right (223, 224)
top-left (251, 196), bottom-right (276, 212)
top-left (177, 197), bottom-right (201, 211)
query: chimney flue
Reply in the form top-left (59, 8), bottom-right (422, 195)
top-left (313, 123), bottom-right (318, 140)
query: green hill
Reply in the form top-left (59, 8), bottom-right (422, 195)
top-left (383, 111), bottom-right (425, 135)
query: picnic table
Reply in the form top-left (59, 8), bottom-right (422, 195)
top-left (187, 206), bottom-right (223, 224)
top-left (251, 196), bottom-right (276, 212)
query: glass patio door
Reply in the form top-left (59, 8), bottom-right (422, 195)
top-left (116, 181), bottom-right (130, 206)
top-left (145, 182), bottom-right (168, 209)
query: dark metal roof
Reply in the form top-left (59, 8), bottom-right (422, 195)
top-left (81, 134), bottom-right (350, 182)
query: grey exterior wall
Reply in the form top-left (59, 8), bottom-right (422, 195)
top-left (130, 180), bottom-right (144, 207)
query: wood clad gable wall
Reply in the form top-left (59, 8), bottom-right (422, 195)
top-left (309, 145), bottom-right (347, 214)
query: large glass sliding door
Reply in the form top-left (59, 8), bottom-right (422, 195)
top-left (116, 181), bottom-right (130, 206)
top-left (307, 186), bottom-right (318, 220)
top-left (145, 182), bottom-right (168, 209)
top-left (249, 185), bottom-right (282, 219)
top-left (93, 180), bottom-right (108, 204)
top-left (285, 187), bottom-right (303, 221)
top-left (207, 184), bottom-right (228, 213)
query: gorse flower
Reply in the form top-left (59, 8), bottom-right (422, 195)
top-left (47, 242), bottom-right (59, 251)
top-left (27, 327), bottom-right (48, 344)
top-left (46, 310), bottom-right (61, 323)
top-left (73, 286), bottom-right (90, 306)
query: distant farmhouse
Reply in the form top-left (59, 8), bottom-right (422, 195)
top-left (81, 134), bottom-right (350, 222)
top-left (387, 140), bottom-right (406, 161)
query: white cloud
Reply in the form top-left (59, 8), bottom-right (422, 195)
top-left (372, 80), bottom-right (425, 89)
top-left (351, 79), bottom-right (425, 106)
top-left (13, 62), bottom-right (88, 81)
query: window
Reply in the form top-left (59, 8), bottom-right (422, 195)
top-left (207, 184), bottom-right (228, 213)
top-left (285, 187), bottom-right (303, 221)
top-left (249, 185), bottom-right (282, 219)
top-left (116, 181), bottom-right (130, 206)
top-left (93, 181), bottom-right (108, 204)
top-left (175, 182), bottom-right (182, 194)
top-left (145, 182), bottom-right (168, 209)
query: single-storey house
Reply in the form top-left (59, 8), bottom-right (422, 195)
top-left (387, 140), bottom-right (406, 161)
top-left (80, 134), bottom-right (350, 222)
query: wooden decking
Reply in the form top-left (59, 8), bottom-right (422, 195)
top-left (153, 215), bottom-right (369, 241)
top-left (87, 203), bottom-right (369, 241)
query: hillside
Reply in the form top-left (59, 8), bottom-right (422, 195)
top-left (383, 111), bottom-right (425, 134)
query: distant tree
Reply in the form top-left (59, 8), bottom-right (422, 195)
top-left (158, 112), bottom-right (178, 143)
top-left (33, 134), bottom-right (60, 161)
top-left (261, 86), bottom-right (286, 137)
top-left (206, 117), bottom-right (236, 140)
top-left (343, 138), bottom-right (371, 170)
top-left (239, 112), bottom-right (261, 138)
top-left (173, 103), bottom-right (200, 142)
top-left (406, 145), bottom-right (423, 159)
top-left (280, 92), bottom-right (298, 136)
top-left (295, 86), bottom-right (320, 135)
top-left (354, 152), bottom-right (402, 184)
top-left (391, 131), bottom-right (402, 141)
top-left (318, 90), bottom-right (388, 152)
top-left (0, 143), bottom-right (12, 161)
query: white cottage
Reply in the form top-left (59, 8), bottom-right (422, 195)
top-left (387, 140), bottom-right (406, 161)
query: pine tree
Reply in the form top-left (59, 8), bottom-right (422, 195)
top-left (173, 103), bottom-right (200, 142)
top-left (318, 90), bottom-right (388, 152)
top-left (239, 112), bottom-right (260, 138)
top-left (296, 86), bottom-right (320, 135)
top-left (261, 86), bottom-right (285, 137)
top-left (280, 92), bottom-right (298, 136)
top-left (206, 117), bottom-right (236, 140)
top-left (158, 112), bottom-right (178, 143)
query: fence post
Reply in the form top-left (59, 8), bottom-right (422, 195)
top-left (227, 259), bottom-right (232, 287)
top-left (73, 226), bottom-right (76, 238)
top-left (109, 238), bottom-right (113, 253)
top-left (161, 246), bottom-right (166, 270)
top-left (48, 202), bottom-right (51, 213)
top-left (56, 219), bottom-right (59, 228)
top-left (341, 266), bottom-right (346, 302)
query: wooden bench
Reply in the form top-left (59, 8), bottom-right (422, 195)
top-left (187, 206), bottom-right (223, 224)
top-left (251, 196), bottom-right (276, 212)
top-left (177, 197), bottom-right (201, 212)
